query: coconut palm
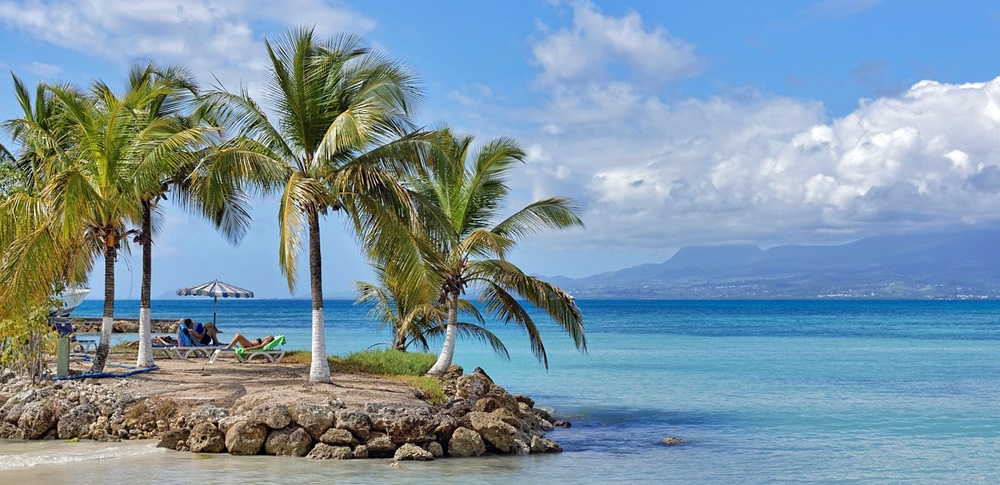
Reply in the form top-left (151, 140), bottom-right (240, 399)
top-left (354, 262), bottom-right (508, 356)
top-left (125, 63), bottom-right (286, 368)
top-left (408, 129), bottom-right (586, 376)
top-left (204, 27), bottom-right (426, 382)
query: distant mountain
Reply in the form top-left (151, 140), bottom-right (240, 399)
top-left (551, 230), bottom-right (1000, 299)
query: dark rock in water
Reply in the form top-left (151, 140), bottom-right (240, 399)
top-left (661, 436), bottom-right (684, 446)
top-left (552, 420), bottom-right (571, 428)
top-left (424, 441), bottom-right (444, 458)
top-left (530, 436), bottom-right (563, 453)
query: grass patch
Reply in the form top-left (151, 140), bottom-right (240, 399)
top-left (329, 349), bottom-right (436, 377)
top-left (394, 375), bottom-right (446, 405)
top-left (281, 350), bottom-right (311, 365)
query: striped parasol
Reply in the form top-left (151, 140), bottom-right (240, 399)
top-left (176, 279), bottom-right (254, 326)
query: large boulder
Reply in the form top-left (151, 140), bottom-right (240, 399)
top-left (465, 411), bottom-right (516, 453)
top-left (264, 427), bottom-right (312, 457)
top-left (366, 403), bottom-right (437, 444)
top-left (225, 421), bottom-right (268, 455)
top-left (447, 426), bottom-right (486, 457)
top-left (157, 428), bottom-right (190, 450)
top-left (425, 441), bottom-right (444, 458)
top-left (291, 402), bottom-right (335, 440)
top-left (57, 403), bottom-right (97, 439)
top-left (394, 443), bottom-right (434, 461)
top-left (307, 443), bottom-right (353, 460)
top-left (335, 409), bottom-right (372, 441)
top-left (188, 422), bottom-right (226, 453)
top-left (18, 400), bottom-right (56, 439)
top-left (248, 403), bottom-right (292, 430)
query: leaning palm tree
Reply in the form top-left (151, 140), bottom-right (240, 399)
top-left (409, 129), bottom-right (587, 376)
top-left (354, 261), bottom-right (507, 356)
top-left (204, 27), bottom-right (426, 382)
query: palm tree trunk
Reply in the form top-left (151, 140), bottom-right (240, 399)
top-left (427, 291), bottom-right (459, 376)
top-left (137, 200), bottom-right (154, 367)
top-left (307, 208), bottom-right (330, 382)
top-left (89, 241), bottom-right (116, 373)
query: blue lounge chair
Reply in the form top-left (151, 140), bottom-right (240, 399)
top-left (172, 326), bottom-right (222, 359)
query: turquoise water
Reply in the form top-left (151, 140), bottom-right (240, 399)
top-left (4, 299), bottom-right (1000, 483)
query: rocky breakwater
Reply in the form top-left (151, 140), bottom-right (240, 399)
top-left (160, 367), bottom-right (566, 460)
top-left (0, 366), bottom-right (567, 462)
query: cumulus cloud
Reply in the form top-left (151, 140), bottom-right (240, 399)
top-left (531, 1), bottom-right (701, 87)
top-left (517, 73), bottom-right (1000, 250)
top-left (0, 0), bottom-right (375, 89)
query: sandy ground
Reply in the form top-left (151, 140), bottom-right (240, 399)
top-left (67, 350), bottom-right (429, 412)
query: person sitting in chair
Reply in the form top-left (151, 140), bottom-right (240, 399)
top-left (224, 333), bottom-right (275, 350)
top-left (183, 318), bottom-right (222, 346)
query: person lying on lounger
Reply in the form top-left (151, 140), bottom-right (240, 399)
top-left (224, 333), bottom-right (275, 350)
top-left (183, 318), bottom-right (222, 346)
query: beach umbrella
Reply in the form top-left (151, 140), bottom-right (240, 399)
top-left (176, 279), bottom-right (254, 326)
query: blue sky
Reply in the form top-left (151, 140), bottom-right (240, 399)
top-left (3, 0), bottom-right (1000, 299)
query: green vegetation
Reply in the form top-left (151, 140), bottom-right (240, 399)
top-left (0, 305), bottom-right (55, 382)
top-left (0, 26), bottom-right (587, 381)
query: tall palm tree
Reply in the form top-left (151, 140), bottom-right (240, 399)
top-left (205, 27), bottom-right (426, 382)
top-left (125, 63), bottom-right (285, 368)
top-left (409, 129), bottom-right (587, 376)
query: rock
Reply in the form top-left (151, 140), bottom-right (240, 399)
top-left (366, 403), bottom-right (438, 444)
top-left (534, 408), bottom-right (554, 423)
top-left (661, 436), bottom-right (684, 446)
top-left (319, 428), bottom-right (358, 446)
top-left (539, 419), bottom-right (554, 432)
top-left (18, 401), bottom-right (56, 439)
top-left (511, 438), bottom-right (530, 455)
top-left (248, 403), bottom-right (292, 430)
top-left (514, 394), bottom-right (535, 408)
top-left (188, 422), bottom-right (226, 453)
top-left (425, 441), bottom-right (444, 458)
top-left (188, 406), bottom-right (228, 425)
top-left (264, 427), bottom-right (312, 457)
top-left (157, 428), bottom-right (191, 450)
top-left (352, 444), bottom-right (369, 459)
top-left (217, 415), bottom-right (247, 434)
top-left (307, 443), bottom-right (353, 460)
top-left (291, 402), bottom-right (335, 440)
top-left (364, 432), bottom-right (397, 458)
top-left (58, 403), bottom-right (97, 439)
top-left (225, 421), bottom-right (268, 455)
top-left (553, 420), bottom-right (571, 428)
top-left (335, 409), bottom-right (372, 441)
top-left (465, 411), bottom-right (516, 453)
top-left (448, 427), bottom-right (486, 457)
top-left (434, 414), bottom-right (459, 441)
top-left (394, 443), bottom-right (434, 461)
top-left (0, 421), bottom-right (22, 439)
top-left (530, 436), bottom-right (563, 453)
top-left (455, 368), bottom-right (495, 402)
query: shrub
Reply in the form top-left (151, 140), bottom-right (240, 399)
top-left (333, 349), bottom-right (437, 376)
top-left (0, 305), bottom-right (55, 382)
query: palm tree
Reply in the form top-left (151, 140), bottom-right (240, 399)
top-left (408, 129), bottom-right (587, 376)
top-left (354, 261), bottom-right (508, 356)
top-left (125, 63), bottom-right (286, 368)
top-left (204, 27), bottom-right (426, 382)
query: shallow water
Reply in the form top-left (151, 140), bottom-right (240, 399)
top-left (5, 299), bottom-right (1000, 483)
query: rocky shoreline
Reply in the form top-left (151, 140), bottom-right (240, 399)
top-left (0, 365), bottom-right (567, 461)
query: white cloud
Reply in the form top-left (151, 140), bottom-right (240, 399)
top-left (531, 1), bottom-right (701, 87)
top-left (516, 76), bottom-right (1000, 250)
top-left (26, 61), bottom-right (62, 78)
top-left (0, 0), bottom-right (375, 90)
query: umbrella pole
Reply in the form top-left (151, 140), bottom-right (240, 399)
top-left (213, 296), bottom-right (218, 326)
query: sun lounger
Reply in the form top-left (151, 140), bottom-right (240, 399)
top-left (50, 317), bottom-right (97, 353)
top-left (209, 335), bottom-right (286, 364)
top-left (172, 326), bottom-right (223, 359)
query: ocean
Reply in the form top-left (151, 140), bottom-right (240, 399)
top-left (3, 299), bottom-right (1000, 483)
